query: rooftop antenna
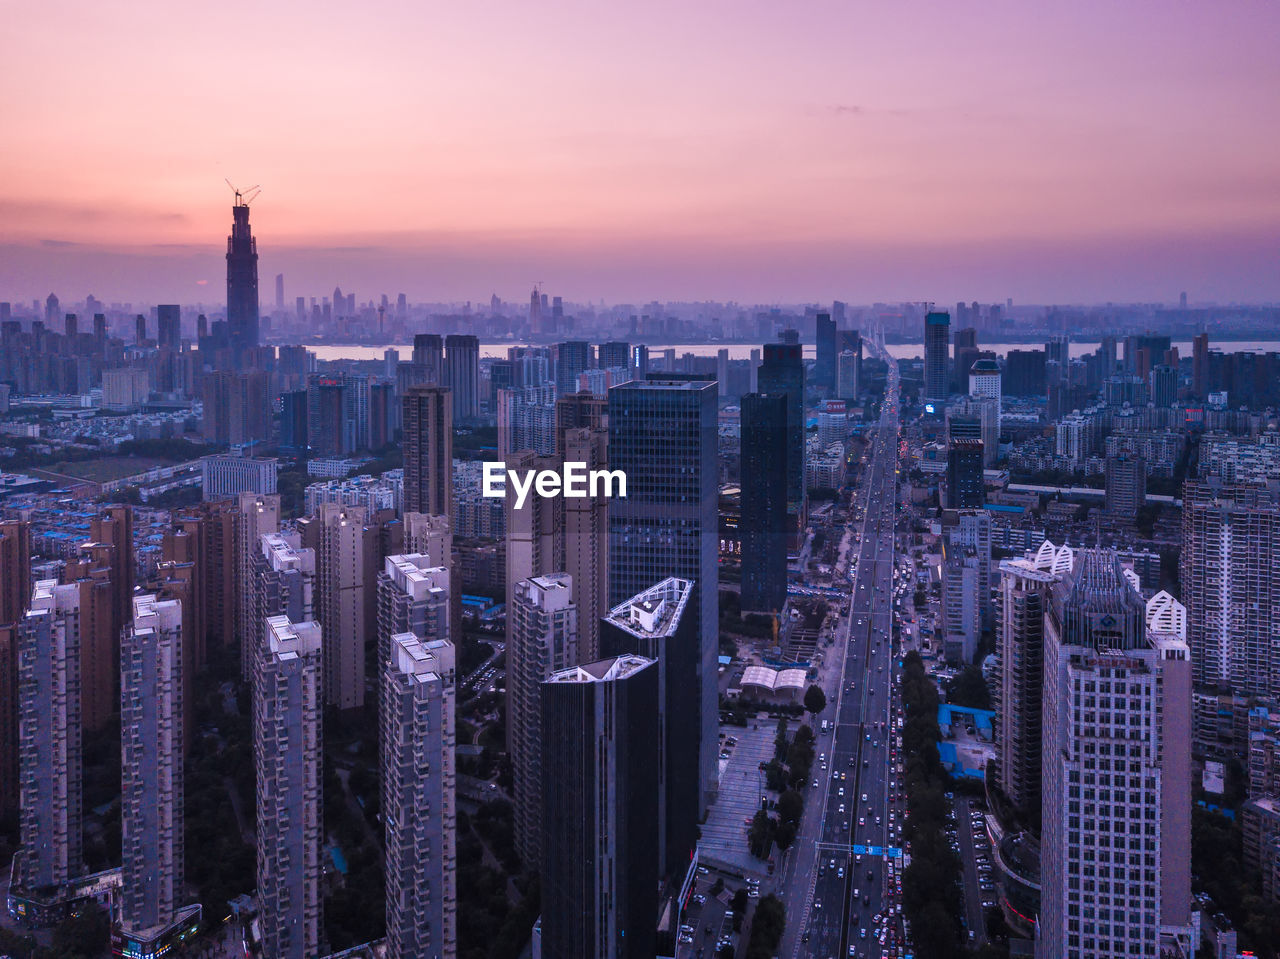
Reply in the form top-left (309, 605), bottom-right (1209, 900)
top-left (225, 178), bottom-right (262, 206)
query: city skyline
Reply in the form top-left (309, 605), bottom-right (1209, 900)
top-left (3, 2), bottom-right (1280, 303)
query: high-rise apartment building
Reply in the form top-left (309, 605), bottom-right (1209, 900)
top-left (1181, 481), bottom-right (1280, 698)
top-left (995, 540), bottom-right (1073, 822)
top-left (120, 593), bottom-right (186, 940)
top-left (1038, 551), bottom-right (1193, 959)
top-left (740, 393), bottom-right (788, 613)
top-left (599, 578), bottom-right (699, 878)
top-left (608, 379), bottom-right (719, 808)
top-left (1104, 454), bottom-right (1147, 520)
top-left (382, 633), bottom-right (457, 959)
top-left (236, 494), bottom-right (282, 680)
top-left (555, 341), bottom-right (591, 397)
top-left (15, 580), bottom-right (83, 892)
top-left (1192, 333), bottom-right (1209, 400)
top-left (444, 334), bottom-right (480, 424)
top-left (255, 615), bottom-right (323, 959)
top-left (61, 543), bottom-right (119, 734)
top-left (0, 520), bottom-right (31, 819)
top-left (246, 531), bottom-right (316, 680)
top-left (226, 192), bottom-right (259, 357)
top-left (508, 574), bottom-right (579, 869)
top-left (298, 503), bottom-right (370, 710)
top-left (202, 370), bottom-right (272, 446)
top-left (503, 398), bottom-right (609, 664)
top-left (403, 386), bottom-right (453, 516)
top-left (540, 655), bottom-right (659, 959)
top-left (924, 310), bottom-right (951, 402)
top-left (377, 554), bottom-right (450, 673)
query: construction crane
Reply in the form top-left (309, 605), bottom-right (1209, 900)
top-left (225, 179), bottom-right (261, 206)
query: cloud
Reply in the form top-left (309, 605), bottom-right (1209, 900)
top-left (40, 238), bottom-right (80, 248)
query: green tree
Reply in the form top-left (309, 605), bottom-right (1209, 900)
top-left (746, 809), bottom-right (774, 859)
top-left (803, 684), bottom-right (827, 717)
top-left (946, 665), bottom-right (991, 710)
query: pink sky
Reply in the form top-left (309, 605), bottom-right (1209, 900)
top-left (3, 0), bottom-right (1279, 304)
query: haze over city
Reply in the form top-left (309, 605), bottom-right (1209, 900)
top-left (4, 0), bottom-right (1280, 303)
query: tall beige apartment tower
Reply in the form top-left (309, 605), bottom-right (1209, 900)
top-left (403, 386), bottom-right (453, 516)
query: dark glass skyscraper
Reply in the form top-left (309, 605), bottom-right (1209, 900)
top-left (540, 655), bottom-right (659, 959)
top-left (757, 341), bottom-right (805, 518)
top-left (607, 379), bottom-right (719, 808)
top-left (946, 437), bottom-right (985, 508)
top-left (739, 392), bottom-right (788, 613)
top-left (599, 577), bottom-right (699, 879)
top-left (226, 194), bottom-right (259, 356)
top-left (924, 310), bottom-right (951, 403)
top-left (814, 311), bottom-right (836, 392)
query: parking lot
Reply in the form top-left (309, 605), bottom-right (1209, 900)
top-left (699, 720), bottom-right (778, 875)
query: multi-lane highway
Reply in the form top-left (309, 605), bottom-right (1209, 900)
top-left (780, 340), bottom-right (904, 959)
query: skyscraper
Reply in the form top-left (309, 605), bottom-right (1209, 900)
top-left (444, 334), bottom-right (480, 424)
top-left (757, 342), bottom-right (805, 523)
top-left (995, 540), bottom-right (1073, 822)
top-left (1192, 333), bottom-right (1209, 400)
top-left (403, 386), bottom-right (453, 516)
top-left (0, 521), bottom-right (31, 820)
top-left (120, 593), bottom-right (188, 942)
top-left (157, 304), bottom-right (181, 351)
top-left (1039, 551), bottom-right (1193, 959)
top-left (247, 531), bottom-right (316, 680)
top-left (836, 349), bottom-right (860, 400)
top-left (555, 340), bottom-right (591, 396)
top-left (226, 190), bottom-right (260, 356)
top-left (1149, 363), bottom-right (1177, 407)
top-left (599, 577), bottom-right (699, 879)
top-left (814, 311), bottom-right (836, 392)
top-left (412, 333), bottom-right (444, 383)
top-left (1181, 481), bottom-right (1280, 698)
top-left (924, 310), bottom-right (951, 403)
top-left (376, 554), bottom-right (450, 672)
top-left (1104, 453), bottom-right (1146, 520)
top-left (255, 615), bottom-right (323, 959)
top-left (608, 379), bottom-right (719, 808)
top-left (540, 655), bottom-right (659, 959)
top-left (298, 504), bottom-right (370, 710)
top-left (739, 392), bottom-right (788, 613)
top-left (946, 437), bottom-right (985, 508)
top-left (383, 633), bottom-right (457, 959)
top-left (508, 574), bottom-right (579, 869)
top-left (236, 493), bottom-right (282, 679)
top-left (15, 580), bottom-right (83, 892)
top-left (503, 396), bottom-right (609, 666)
